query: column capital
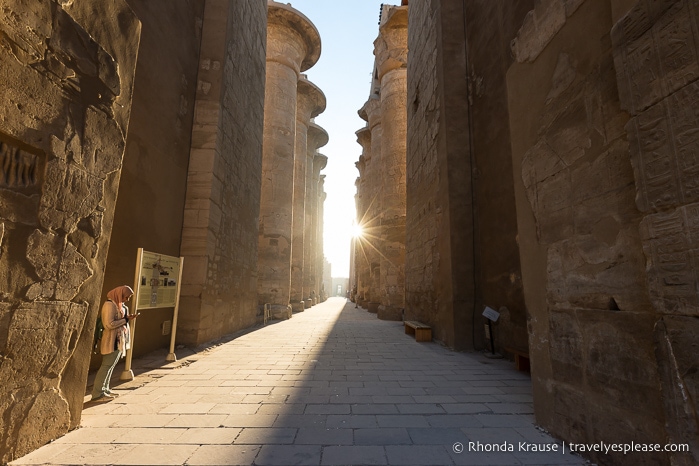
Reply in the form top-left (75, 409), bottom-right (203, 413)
top-left (356, 155), bottom-right (366, 175)
top-left (307, 122), bottom-right (329, 156)
top-left (298, 76), bottom-right (326, 122)
top-left (360, 96), bottom-right (382, 129)
top-left (313, 153), bottom-right (328, 177)
top-left (374, 5), bottom-right (408, 81)
top-left (356, 126), bottom-right (372, 150)
top-left (267, 1), bottom-right (321, 72)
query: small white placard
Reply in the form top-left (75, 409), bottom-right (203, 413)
top-left (482, 306), bottom-right (500, 322)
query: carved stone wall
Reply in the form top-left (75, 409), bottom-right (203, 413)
top-left (0, 0), bottom-right (140, 461)
top-left (179, 0), bottom-right (267, 345)
top-left (508, 0), bottom-right (698, 463)
top-left (612, 0), bottom-right (699, 462)
top-left (405, 0), bottom-right (482, 349)
top-left (404, 0), bottom-right (532, 352)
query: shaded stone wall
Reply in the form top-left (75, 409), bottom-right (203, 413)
top-left (463, 1), bottom-right (534, 352)
top-left (179, 0), bottom-right (267, 346)
top-left (507, 0), bottom-right (698, 463)
top-left (0, 0), bottom-right (140, 461)
top-left (405, 0), bottom-right (476, 348)
top-left (612, 0), bottom-right (699, 462)
top-left (98, 0), bottom-right (204, 362)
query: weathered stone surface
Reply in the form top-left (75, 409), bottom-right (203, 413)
top-left (359, 97), bottom-right (383, 306)
top-left (258, 2), bottom-right (320, 314)
top-left (0, 301), bottom-right (87, 459)
top-left (176, 0), bottom-right (265, 346)
top-left (0, 0), bottom-right (139, 461)
top-left (291, 77), bottom-right (325, 311)
top-left (303, 123), bottom-right (328, 304)
top-left (640, 203), bottom-right (699, 316)
top-left (511, 0), bottom-right (566, 63)
top-left (612, 6), bottom-right (699, 454)
top-left (506, 0), bottom-right (698, 463)
top-left (654, 316), bottom-right (699, 465)
top-left (373, 5), bottom-right (408, 321)
top-left (311, 155), bottom-right (328, 303)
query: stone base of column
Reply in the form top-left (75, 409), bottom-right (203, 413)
top-left (367, 302), bottom-right (380, 313)
top-left (378, 305), bottom-right (403, 321)
top-left (291, 301), bottom-right (305, 313)
top-left (304, 299), bottom-right (312, 308)
top-left (270, 304), bottom-right (292, 320)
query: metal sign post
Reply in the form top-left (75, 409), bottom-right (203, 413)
top-left (166, 256), bottom-right (185, 362)
top-left (482, 306), bottom-right (501, 356)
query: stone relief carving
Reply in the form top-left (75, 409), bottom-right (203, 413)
top-left (0, 142), bottom-right (41, 190)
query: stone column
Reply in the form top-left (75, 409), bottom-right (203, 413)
top-left (359, 97), bottom-right (383, 312)
top-left (311, 154), bottom-right (328, 304)
top-left (303, 123), bottom-right (328, 307)
top-left (354, 126), bottom-right (372, 308)
top-left (374, 6), bottom-right (408, 321)
top-left (258, 2), bottom-right (320, 318)
top-left (290, 77), bottom-right (326, 313)
top-left (317, 175), bottom-right (327, 302)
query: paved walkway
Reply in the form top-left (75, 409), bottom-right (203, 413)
top-left (12, 298), bottom-right (587, 465)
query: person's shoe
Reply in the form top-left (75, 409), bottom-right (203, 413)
top-left (105, 390), bottom-right (119, 397)
top-left (91, 393), bottom-right (115, 402)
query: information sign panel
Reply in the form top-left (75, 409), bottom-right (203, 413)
top-left (138, 251), bottom-right (180, 309)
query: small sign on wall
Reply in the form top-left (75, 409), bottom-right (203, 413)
top-left (482, 306), bottom-right (500, 322)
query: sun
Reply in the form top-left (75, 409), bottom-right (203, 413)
top-left (352, 223), bottom-right (364, 238)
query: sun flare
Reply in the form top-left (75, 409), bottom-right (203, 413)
top-left (352, 223), bottom-right (364, 238)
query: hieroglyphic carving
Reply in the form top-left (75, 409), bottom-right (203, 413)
top-left (612, 0), bottom-right (697, 114)
top-left (655, 2), bottom-right (699, 95)
top-left (0, 140), bottom-right (43, 192)
top-left (627, 101), bottom-right (678, 211)
top-left (668, 83), bottom-right (699, 203)
top-left (640, 203), bottom-right (699, 315)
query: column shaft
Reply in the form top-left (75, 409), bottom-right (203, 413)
top-left (378, 68), bottom-right (407, 320)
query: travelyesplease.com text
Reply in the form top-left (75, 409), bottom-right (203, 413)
top-left (460, 441), bottom-right (690, 455)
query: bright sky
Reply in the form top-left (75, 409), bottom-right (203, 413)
top-left (288, 1), bottom-right (388, 278)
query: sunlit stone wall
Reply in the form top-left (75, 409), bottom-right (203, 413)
top-left (0, 1), bottom-right (140, 461)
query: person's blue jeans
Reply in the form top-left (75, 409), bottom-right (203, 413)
top-left (91, 350), bottom-right (122, 399)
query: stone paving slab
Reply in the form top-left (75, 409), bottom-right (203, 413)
top-left (10, 298), bottom-right (589, 465)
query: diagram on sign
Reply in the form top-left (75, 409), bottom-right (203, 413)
top-left (138, 252), bottom-right (180, 309)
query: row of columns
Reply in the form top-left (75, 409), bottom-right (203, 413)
top-left (352, 4), bottom-right (408, 321)
top-left (257, 1), bottom-right (328, 318)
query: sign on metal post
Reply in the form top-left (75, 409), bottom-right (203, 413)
top-left (120, 248), bottom-right (183, 381)
top-left (482, 306), bottom-right (500, 356)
